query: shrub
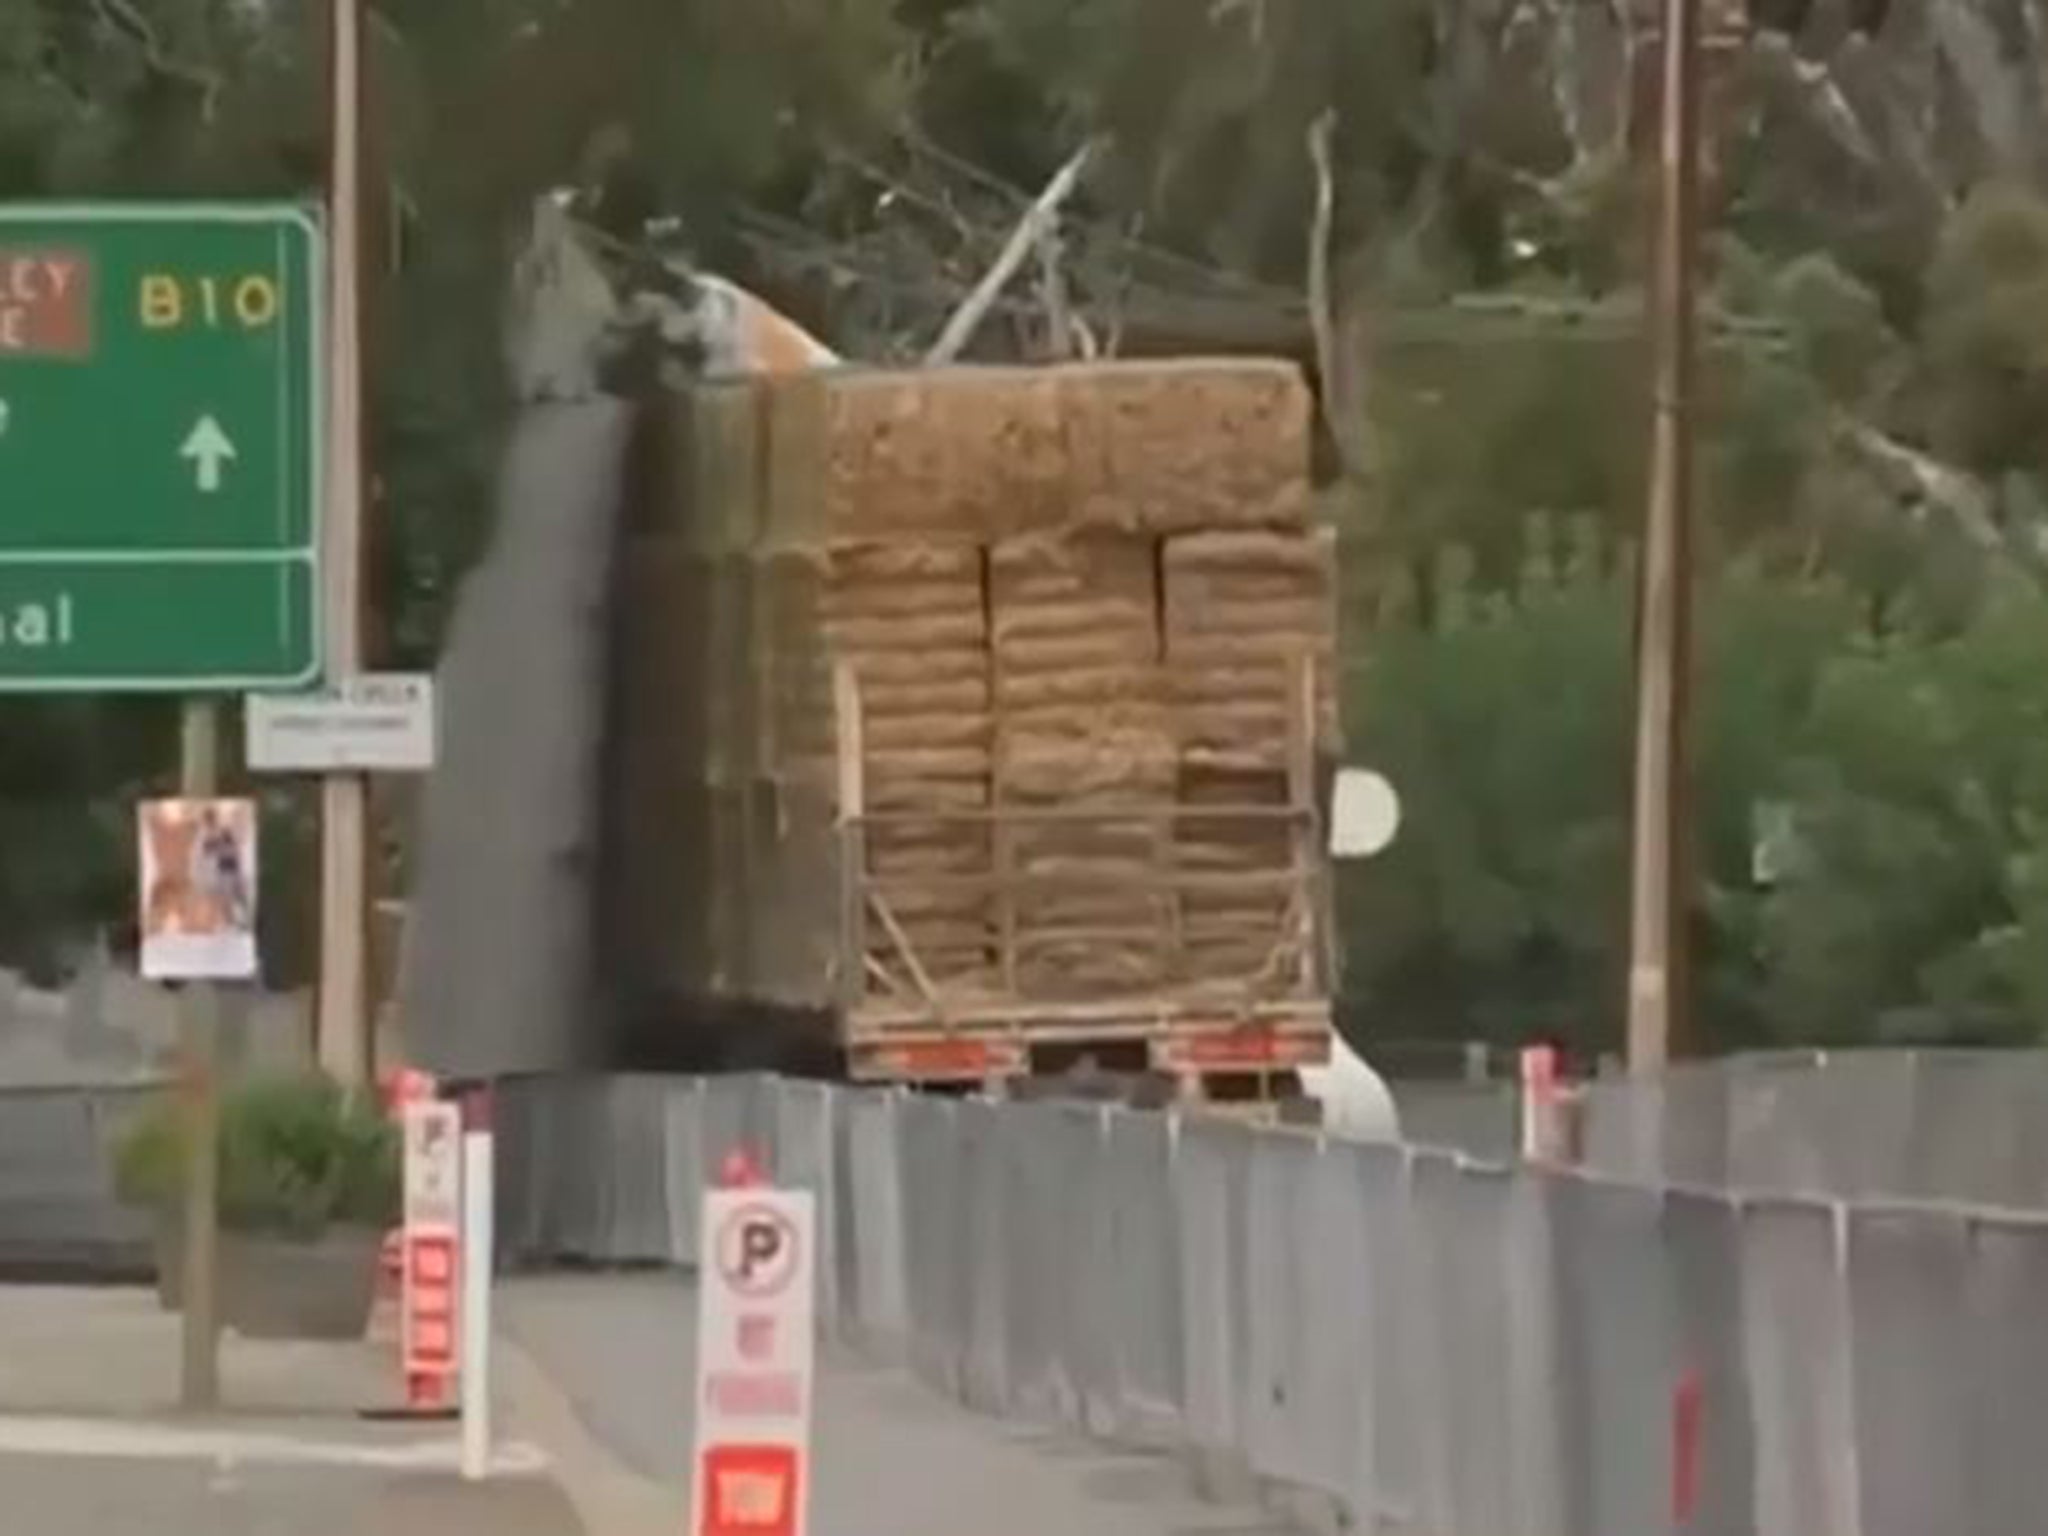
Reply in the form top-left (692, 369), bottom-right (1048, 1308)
top-left (113, 1073), bottom-right (400, 1239)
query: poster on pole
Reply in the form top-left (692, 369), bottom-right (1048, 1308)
top-left (690, 1187), bottom-right (816, 1536)
top-left (137, 798), bottom-right (258, 982)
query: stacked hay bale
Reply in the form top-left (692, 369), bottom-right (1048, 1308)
top-left (990, 532), bottom-right (1174, 998)
top-left (1162, 527), bottom-right (1338, 985)
top-left (819, 542), bottom-right (993, 988)
top-left (611, 357), bottom-right (1329, 1043)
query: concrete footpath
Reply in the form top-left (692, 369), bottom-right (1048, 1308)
top-left (0, 1287), bottom-right (583, 1535)
top-left (497, 1272), bottom-right (1300, 1536)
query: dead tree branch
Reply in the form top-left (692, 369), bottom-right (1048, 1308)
top-left (93, 0), bottom-right (227, 118)
top-left (926, 141), bottom-right (1098, 366)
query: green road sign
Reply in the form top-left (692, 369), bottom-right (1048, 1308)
top-left (0, 203), bottom-right (322, 691)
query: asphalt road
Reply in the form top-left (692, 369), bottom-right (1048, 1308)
top-left (500, 1273), bottom-right (1298, 1536)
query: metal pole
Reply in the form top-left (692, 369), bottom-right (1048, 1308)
top-left (319, 0), bottom-right (371, 1085)
top-left (178, 702), bottom-right (222, 1411)
top-left (1625, 0), bottom-right (1702, 1074)
top-left (459, 1087), bottom-right (495, 1480)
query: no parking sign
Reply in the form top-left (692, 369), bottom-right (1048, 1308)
top-left (690, 1186), bottom-right (816, 1536)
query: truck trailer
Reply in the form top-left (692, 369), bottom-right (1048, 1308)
top-left (597, 359), bottom-right (1340, 1110)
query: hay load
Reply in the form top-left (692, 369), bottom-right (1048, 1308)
top-left (604, 356), bottom-right (1335, 1054)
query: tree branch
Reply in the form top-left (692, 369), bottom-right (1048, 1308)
top-left (925, 140), bottom-right (1098, 366)
top-left (1306, 112), bottom-right (1374, 481)
top-left (93, 0), bottom-right (227, 118)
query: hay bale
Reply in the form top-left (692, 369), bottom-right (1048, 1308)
top-left (1164, 527), bottom-right (1337, 771)
top-left (1061, 360), bottom-right (1311, 533)
top-left (814, 539), bottom-right (994, 985)
top-left (1172, 767), bottom-right (1299, 985)
top-left (762, 368), bottom-right (1065, 542)
top-left (989, 532), bottom-right (1175, 994)
top-left (762, 361), bottom-right (1308, 542)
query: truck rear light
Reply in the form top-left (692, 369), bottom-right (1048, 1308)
top-left (873, 1038), bottom-right (1026, 1080)
top-left (1161, 1028), bottom-right (1328, 1070)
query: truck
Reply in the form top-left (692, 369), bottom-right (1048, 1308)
top-left (595, 358), bottom-right (1340, 1111)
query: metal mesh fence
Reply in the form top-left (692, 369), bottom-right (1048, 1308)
top-left (487, 1069), bottom-right (2048, 1536)
top-left (1575, 1050), bottom-right (2048, 1203)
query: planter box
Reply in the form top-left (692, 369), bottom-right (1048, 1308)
top-left (147, 1221), bottom-right (383, 1341)
top-left (221, 1227), bottom-right (384, 1341)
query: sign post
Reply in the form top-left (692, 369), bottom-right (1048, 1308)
top-left (139, 741), bottom-right (261, 1408)
top-left (691, 1180), bottom-right (815, 1536)
top-left (5, 202), bottom-right (322, 1412)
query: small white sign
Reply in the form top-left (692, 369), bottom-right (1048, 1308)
top-left (246, 673), bottom-right (436, 773)
top-left (403, 1100), bottom-right (462, 1231)
top-left (1330, 768), bottom-right (1402, 860)
top-left (138, 798), bottom-right (259, 982)
top-left (691, 1187), bottom-right (815, 1536)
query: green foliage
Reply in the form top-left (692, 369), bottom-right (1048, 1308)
top-left (1340, 514), bottom-right (2048, 1052)
top-left (1921, 185), bottom-right (2048, 480)
top-left (113, 1074), bottom-right (399, 1237)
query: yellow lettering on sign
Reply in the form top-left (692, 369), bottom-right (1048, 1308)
top-left (136, 273), bottom-right (284, 332)
top-left (139, 274), bottom-right (182, 329)
top-left (233, 275), bottom-right (279, 328)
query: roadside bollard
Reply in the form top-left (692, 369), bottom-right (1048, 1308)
top-left (459, 1085), bottom-right (496, 1481)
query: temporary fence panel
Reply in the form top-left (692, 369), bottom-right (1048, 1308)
top-left (1173, 1113), bottom-right (1251, 1474)
top-left (700, 1073), bottom-right (774, 1183)
top-left (1556, 1174), bottom-right (1675, 1536)
top-left (1845, 1203), bottom-right (1970, 1536)
top-left (661, 1077), bottom-right (707, 1268)
top-left (1659, 1185), bottom-right (1755, 1536)
top-left (1962, 1210), bottom-right (2048, 1536)
top-left (1402, 1151), bottom-right (1461, 1536)
top-left (842, 1090), bottom-right (907, 1350)
top-left (548, 1076), bottom-right (613, 1262)
top-left (955, 1097), bottom-right (1011, 1416)
top-left (1102, 1107), bottom-right (1185, 1447)
top-left (607, 1075), bottom-right (679, 1264)
top-left (1289, 1136), bottom-right (1375, 1508)
top-left (1501, 1167), bottom-right (1570, 1536)
top-left (773, 1080), bottom-right (840, 1322)
top-left (492, 1077), bottom-right (546, 1262)
top-left (1740, 1196), bottom-right (1858, 1536)
top-left (1438, 1158), bottom-right (1518, 1536)
top-left (897, 1093), bottom-right (967, 1395)
top-left (1352, 1141), bottom-right (1413, 1533)
top-left (0, 1084), bottom-right (158, 1278)
top-left (1240, 1129), bottom-right (1323, 1491)
top-left (1910, 1056), bottom-right (2048, 1209)
top-left (993, 1101), bottom-right (1065, 1424)
top-left (1052, 1104), bottom-right (1122, 1438)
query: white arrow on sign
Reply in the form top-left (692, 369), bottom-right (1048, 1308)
top-left (180, 415), bottom-right (238, 493)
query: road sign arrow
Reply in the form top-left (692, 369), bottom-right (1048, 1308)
top-left (179, 415), bottom-right (237, 494)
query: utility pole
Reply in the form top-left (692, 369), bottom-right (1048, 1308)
top-left (1624, 0), bottom-right (1702, 1074)
top-left (177, 706), bottom-right (222, 1411)
top-left (319, 0), bottom-right (371, 1085)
